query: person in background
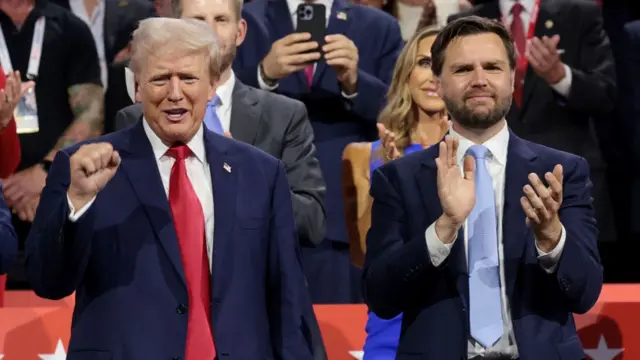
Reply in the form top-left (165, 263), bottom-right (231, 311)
top-left (0, 69), bottom-right (21, 276)
top-left (25, 17), bottom-right (313, 359)
top-left (342, 26), bottom-right (449, 359)
top-left (349, 0), bottom-right (471, 39)
top-left (1, 0), bottom-right (102, 289)
top-left (0, 71), bottom-right (33, 179)
top-left (235, 0), bottom-right (403, 305)
top-left (363, 16), bottom-right (602, 359)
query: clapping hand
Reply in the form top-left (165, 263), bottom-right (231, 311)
top-left (434, 136), bottom-right (476, 244)
top-left (520, 164), bottom-right (564, 252)
top-left (0, 70), bottom-right (35, 129)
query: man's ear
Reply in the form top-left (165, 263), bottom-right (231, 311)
top-left (236, 18), bottom-right (247, 47)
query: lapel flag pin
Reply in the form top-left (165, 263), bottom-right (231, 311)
top-left (337, 11), bottom-right (347, 20)
top-left (118, 1), bottom-right (128, 6)
top-left (223, 163), bottom-right (231, 173)
top-left (545, 20), bottom-right (553, 29)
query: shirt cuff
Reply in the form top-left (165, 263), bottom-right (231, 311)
top-left (549, 64), bottom-right (572, 98)
top-left (257, 66), bottom-right (279, 91)
top-left (341, 90), bottom-right (358, 99)
top-left (535, 224), bottom-right (567, 274)
top-left (424, 222), bottom-right (456, 267)
top-left (67, 194), bottom-right (96, 222)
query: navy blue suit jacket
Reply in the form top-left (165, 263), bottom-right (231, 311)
top-left (363, 131), bottom-right (603, 360)
top-left (0, 187), bottom-right (17, 274)
top-left (25, 122), bottom-right (313, 360)
top-left (234, 0), bottom-right (402, 242)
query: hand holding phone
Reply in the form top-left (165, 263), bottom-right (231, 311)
top-left (261, 33), bottom-right (321, 81)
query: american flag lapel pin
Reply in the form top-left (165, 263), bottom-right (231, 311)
top-left (223, 163), bottom-right (231, 173)
top-left (337, 11), bottom-right (347, 20)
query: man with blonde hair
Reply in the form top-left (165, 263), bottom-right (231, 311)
top-left (25, 17), bottom-right (313, 360)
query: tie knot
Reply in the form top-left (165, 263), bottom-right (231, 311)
top-left (207, 95), bottom-right (220, 108)
top-left (466, 144), bottom-right (490, 160)
top-left (166, 144), bottom-right (192, 160)
top-left (511, 2), bottom-right (523, 16)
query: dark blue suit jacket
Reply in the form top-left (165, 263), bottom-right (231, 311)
top-left (363, 131), bottom-right (603, 360)
top-left (25, 122), bottom-right (313, 360)
top-left (0, 187), bottom-right (17, 274)
top-left (234, 0), bottom-right (402, 242)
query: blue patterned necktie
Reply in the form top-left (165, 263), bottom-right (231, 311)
top-left (204, 95), bottom-right (224, 134)
top-left (466, 144), bottom-right (504, 348)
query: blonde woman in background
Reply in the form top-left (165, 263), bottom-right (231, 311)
top-left (341, 26), bottom-right (449, 359)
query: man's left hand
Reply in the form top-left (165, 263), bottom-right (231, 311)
top-left (520, 164), bottom-right (564, 252)
top-left (526, 35), bottom-right (566, 85)
top-left (3, 165), bottom-right (47, 207)
top-left (323, 34), bottom-right (359, 94)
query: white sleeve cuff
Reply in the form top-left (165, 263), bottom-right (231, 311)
top-left (67, 194), bottom-right (97, 222)
top-left (425, 222), bottom-right (456, 267)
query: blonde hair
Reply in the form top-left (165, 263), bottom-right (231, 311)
top-left (377, 26), bottom-right (441, 158)
top-left (130, 17), bottom-right (222, 81)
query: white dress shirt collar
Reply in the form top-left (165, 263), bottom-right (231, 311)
top-left (500, 0), bottom-right (535, 16)
top-left (448, 120), bottom-right (510, 166)
top-left (142, 118), bottom-right (207, 164)
top-left (215, 70), bottom-right (236, 107)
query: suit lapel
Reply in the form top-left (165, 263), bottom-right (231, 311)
top-left (203, 130), bottom-right (238, 300)
top-left (229, 80), bottom-right (260, 145)
top-left (266, 0), bottom-right (307, 88)
top-left (502, 132), bottom-right (537, 300)
top-left (417, 152), bottom-right (468, 307)
top-left (313, 0), bottom-right (351, 85)
top-left (520, 2), bottom-right (556, 112)
top-left (118, 121), bottom-right (186, 286)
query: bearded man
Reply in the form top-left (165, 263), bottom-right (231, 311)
top-left (362, 16), bottom-right (602, 360)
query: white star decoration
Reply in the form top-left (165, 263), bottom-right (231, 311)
top-left (584, 335), bottom-right (623, 360)
top-left (38, 339), bottom-right (67, 360)
top-left (349, 350), bottom-right (364, 360)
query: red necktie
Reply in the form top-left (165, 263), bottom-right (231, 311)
top-left (304, 65), bottom-right (314, 87)
top-left (166, 145), bottom-right (216, 360)
top-left (510, 1), bottom-right (526, 107)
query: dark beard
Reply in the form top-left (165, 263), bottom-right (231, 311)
top-left (444, 94), bottom-right (511, 130)
top-left (219, 45), bottom-right (237, 73)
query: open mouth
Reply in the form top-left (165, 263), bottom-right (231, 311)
top-left (163, 108), bottom-right (188, 121)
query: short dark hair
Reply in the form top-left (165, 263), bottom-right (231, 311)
top-left (430, 15), bottom-right (516, 76)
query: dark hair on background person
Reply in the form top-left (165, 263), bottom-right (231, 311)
top-left (430, 15), bottom-right (517, 76)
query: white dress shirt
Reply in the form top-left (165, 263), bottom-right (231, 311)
top-left (256, 0), bottom-right (357, 99)
top-left (69, 0), bottom-right (108, 91)
top-left (67, 122), bottom-right (215, 271)
top-left (500, 0), bottom-right (572, 97)
top-left (423, 122), bottom-right (567, 358)
top-left (213, 71), bottom-right (236, 133)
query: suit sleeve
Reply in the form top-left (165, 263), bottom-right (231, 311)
top-left (24, 150), bottom-right (94, 300)
top-left (544, 157), bottom-right (602, 314)
top-left (268, 160), bottom-right (314, 360)
top-left (363, 167), bottom-right (445, 319)
top-left (283, 102), bottom-right (326, 247)
top-left (348, 19), bottom-right (403, 123)
top-left (233, 10), bottom-right (267, 89)
top-left (0, 189), bottom-right (17, 275)
top-left (563, 3), bottom-right (616, 113)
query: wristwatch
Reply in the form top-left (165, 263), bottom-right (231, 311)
top-left (40, 160), bottom-right (53, 172)
top-left (259, 62), bottom-right (278, 87)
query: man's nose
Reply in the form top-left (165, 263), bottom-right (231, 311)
top-left (167, 77), bottom-right (184, 101)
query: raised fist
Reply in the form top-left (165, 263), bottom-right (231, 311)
top-left (67, 143), bottom-right (121, 210)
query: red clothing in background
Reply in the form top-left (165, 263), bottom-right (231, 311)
top-left (0, 68), bottom-right (21, 179)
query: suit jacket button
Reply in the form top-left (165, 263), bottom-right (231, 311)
top-left (176, 304), bottom-right (187, 314)
top-left (172, 357), bottom-right (181, 360)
